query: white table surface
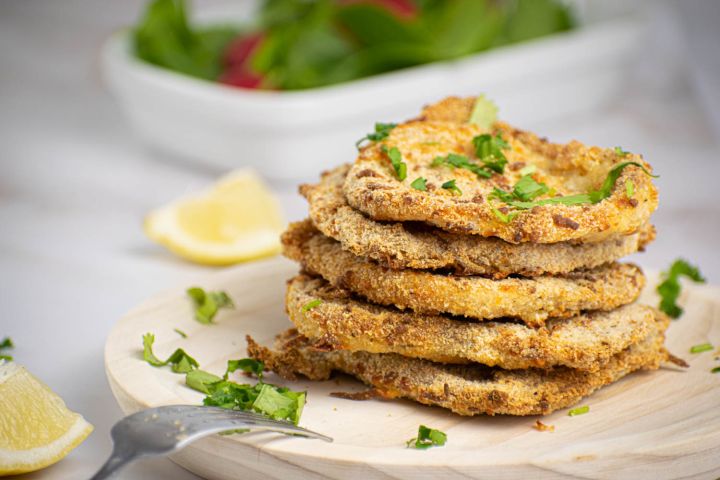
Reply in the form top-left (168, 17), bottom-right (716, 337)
top-left (1, 1), bottom-right (719, 479)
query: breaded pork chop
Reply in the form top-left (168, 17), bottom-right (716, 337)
top-left (286, 274), bottom-right (657, 371)
top-left (303, 165), bottom-right (655, 277)
top-left (247, 314), bottom-right (670, 416)
top-left (344, 98), bottom-right (658, 244)
top-left (282, 222), bottom-right (645, 327)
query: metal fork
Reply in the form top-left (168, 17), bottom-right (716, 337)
top-left (90, 405), bottom-right (332, 479)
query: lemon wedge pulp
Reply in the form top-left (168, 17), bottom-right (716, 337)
top-left (0, 362), bottom-right (93, 476)
top-left (144, 169), bottom-right (285, 265)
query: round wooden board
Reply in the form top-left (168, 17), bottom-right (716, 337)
top-left (105, 257), bottom-right (720, 480)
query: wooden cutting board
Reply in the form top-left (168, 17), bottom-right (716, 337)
top-left (104, 256), bottom-right (720, 480)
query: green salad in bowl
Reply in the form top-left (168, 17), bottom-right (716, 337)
top-left (133, 0), bottom-right (574, 91)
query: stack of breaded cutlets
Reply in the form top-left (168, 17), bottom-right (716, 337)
top-left (248, 96), bottom-right (675, 416)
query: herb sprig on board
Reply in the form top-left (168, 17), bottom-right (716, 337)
top-left (656, 259), bottom-right (705, 319)
top-left (187, 287), bottom-right (234, 324)
top-left (0, 337), bottom-right (14, 361)
top-left (406, 425), bottom-right (447, 449)
top-left (186, 359), bottom-right (306, 425)
top-left (142, 333), bottom-right (199, 373)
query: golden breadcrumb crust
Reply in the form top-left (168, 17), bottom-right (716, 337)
top-left (302, 165), bottom-right (655, 277)
top-left (282, 221), bottom-right (645, 326)
top-left (344, 97), bottom-right (658, 244)
top-left (286, 274), bottom-right (657, 371)
top-left (247, 312), bottom-right (670, 416)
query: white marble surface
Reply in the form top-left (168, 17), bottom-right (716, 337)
top-left (1, 1), bottom-right (718, 479)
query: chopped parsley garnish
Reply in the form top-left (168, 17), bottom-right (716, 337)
top-left (185, 360), bottom-right (306, 425)
top-left (431, 153), bottom-right (491, 178)
top-left (625, 179), bottom-right (634, 198)
top-left (186, 369), bottom-right (223, 394)
top-left (441, 179), bottom-right (462, 195)
top-left (489, 174), bottom-right (551, 220)
top-left (0, 337), bottom-right (14, 361)
top-left (511, 174), bottom-right (551, 202)
top-left (142, 333), bottom-right (199, 373)
top-left (472, 133), bottom-right (510, 174)
top-left (187, 287), bottom-right (234, 324)
top-left (568, 405), bottom-right (589, 416)
top-left (492, 207), bottom-right (519, 224)
top-left (225, 358), bottom-right (264, 380)
top-left (381, 145), bottom-right (407, 181)
top-left (468, 94), bottom-right (498, 129)
top-left (302, 299), bottom-right (322, 312)
top-left (614, 146), bottom-right (630, 157)
top-left (410, 177), bottom-right (427, 191)
top-left (690, 343), bottom-right (713, 354)
top-left (712, 366), bottom-right (720, 374)
top-left (656, 259), bottom-right (706, 318)
top-left (490, 161), bottom-right (656, 217)
top-left (174, 328), bottom-right (188, 338)
top-left (356, 122), bottom-right (397, 149)
top-left (406, 425), bottom-right (447, 449)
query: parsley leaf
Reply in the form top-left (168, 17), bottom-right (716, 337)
top-left (381, 145), bottom-right (407, 181)
top-left (614, 146), bottom-right (630, 157)
top-left (252, 384), bottom-right (305, 423)
top-left (712, 366), bottom-right (720, 374)
top-left (468, 94), bottom-right (498, 129)
top-left (431, 153), bottom-right (492, 178)
top-left (472, 133), bottom-right (510, 173)
top-left (187, 287), bottom-right (234, 324)
top-left (0, 337), bottom-right (14, 361)
top-left (406, 425), bottom-right (447, 449)
top-left (491, 206), bottom-right (520, 224)
top-left (142, 333), bottom-right (199, 373)
top-left (185, 369), bottom-right (223, 394)
top-left (656, 259), bottom-right (706, 318)
top-left (512, 174), bottom-right (550, 201)
top-left (568, 405), bottom-right (589, 416)
top-left (587, 161), bottom-right (656, 203)
top-left (186, 363), bottom-right (306, 425)
top-left (410, 177), bottom-right (427, 191)
top-left (441, 179), bottom-right (462, 195)
top-left (356, 122), bottom-right (397, 149)
top-left (690, 343), bottom-right (713, 354)
top-left (302, 299), bottom-right (322, 312)
top-left (225, 358), bottom-right (264, 380)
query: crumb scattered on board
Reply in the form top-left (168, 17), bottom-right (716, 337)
top-left (534, 420), bottom-right (555, 432)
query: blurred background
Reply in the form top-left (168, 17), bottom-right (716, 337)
top-left (1, 0), bottom-right (719, 478)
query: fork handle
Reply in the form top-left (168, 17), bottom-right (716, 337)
top-left (89, 449), bottom-right (139, 480)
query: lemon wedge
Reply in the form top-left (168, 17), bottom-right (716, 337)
top-left (144, 169), bottom-right (285, 265)
top-left (0, 362), bottom-right (93, 475)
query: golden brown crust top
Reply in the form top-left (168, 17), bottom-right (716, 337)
top-left (286, 274), bottom-right (657, 371)
top-left (246, 312), bottom-right (669, 416)
top-left (302, 164), bottom-right (655, 277)
top-left (281, 221), bottom-right (646, 327)
top-left (344, 98), bottom-right (658, 244)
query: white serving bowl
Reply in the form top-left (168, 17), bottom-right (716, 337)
top-left (102, 11), bottom-right (643, 181)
